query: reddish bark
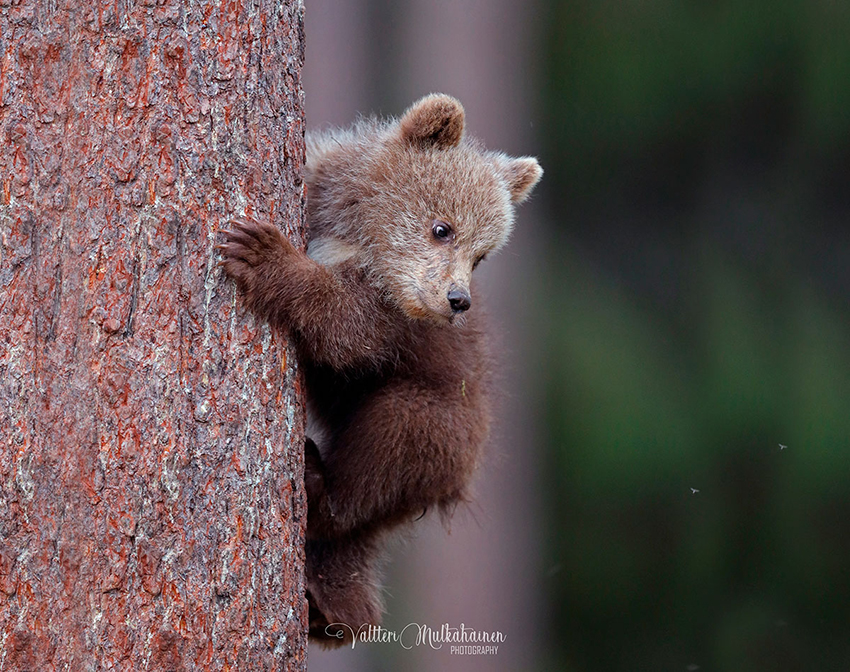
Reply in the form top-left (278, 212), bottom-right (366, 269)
top-left (0, 1), bottom-right (308, 669)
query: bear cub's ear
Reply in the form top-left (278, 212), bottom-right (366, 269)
top-left (399, 94), bottom-right (465, 150)
top-left (501, 157), bottom-right (543, 203)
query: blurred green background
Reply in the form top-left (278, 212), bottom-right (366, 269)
top-left (540, 1), bottom-right (850, 670)
top-left (305, 1), bottom-right (850, 670)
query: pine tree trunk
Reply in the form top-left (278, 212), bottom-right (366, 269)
top-left (0, 2), bottom-right (308, 669)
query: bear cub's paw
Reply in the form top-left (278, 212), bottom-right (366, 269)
top-left (218, 218), bottom-right (295, 298)
top-left (306, 583), bottom-right (383, 649)
top-left (304, 438), bottom-right (335, 538)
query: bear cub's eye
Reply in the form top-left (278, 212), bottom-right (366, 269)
top-left (431, 220), bottom-right (453, 242)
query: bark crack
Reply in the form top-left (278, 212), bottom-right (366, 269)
top-left (46, 260), bottom-right (63, 341)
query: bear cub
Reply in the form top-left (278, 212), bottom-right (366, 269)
top-left (219, 94), bottom-right (541, 647)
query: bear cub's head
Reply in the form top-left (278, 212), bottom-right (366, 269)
top-left (305, 93), bottom-right (542, 324)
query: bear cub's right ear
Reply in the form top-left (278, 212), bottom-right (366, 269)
top-left (399, 93), bottom-right (465, 150)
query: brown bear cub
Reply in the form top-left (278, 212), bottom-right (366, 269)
top-left (219, 94), bottom-right (541, 647)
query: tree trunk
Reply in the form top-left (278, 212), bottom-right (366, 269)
top-left (0, 2), bottom-right (307, 669)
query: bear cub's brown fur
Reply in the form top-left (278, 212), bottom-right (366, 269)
top-left (220, 94), bottom-right (541, 647)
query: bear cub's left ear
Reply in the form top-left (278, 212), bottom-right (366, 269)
top-left (399, 93), bottom-right (465, 150)
top-left (501, 156), bottom-right (543, 203)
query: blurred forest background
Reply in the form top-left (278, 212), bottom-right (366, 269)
top-left (303, 1), bottom-right (850, 671)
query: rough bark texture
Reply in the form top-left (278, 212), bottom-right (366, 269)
top-left (0, 1), bottom-right (308, 669)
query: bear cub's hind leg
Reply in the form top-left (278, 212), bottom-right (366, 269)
top-left (306, 535), bottom-right (384, 648)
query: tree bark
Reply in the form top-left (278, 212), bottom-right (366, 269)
top-left (0, 2), bottom-right (307, 669)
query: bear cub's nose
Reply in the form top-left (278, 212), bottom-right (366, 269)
top-left (447, 288), bottom-right (472, 313)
